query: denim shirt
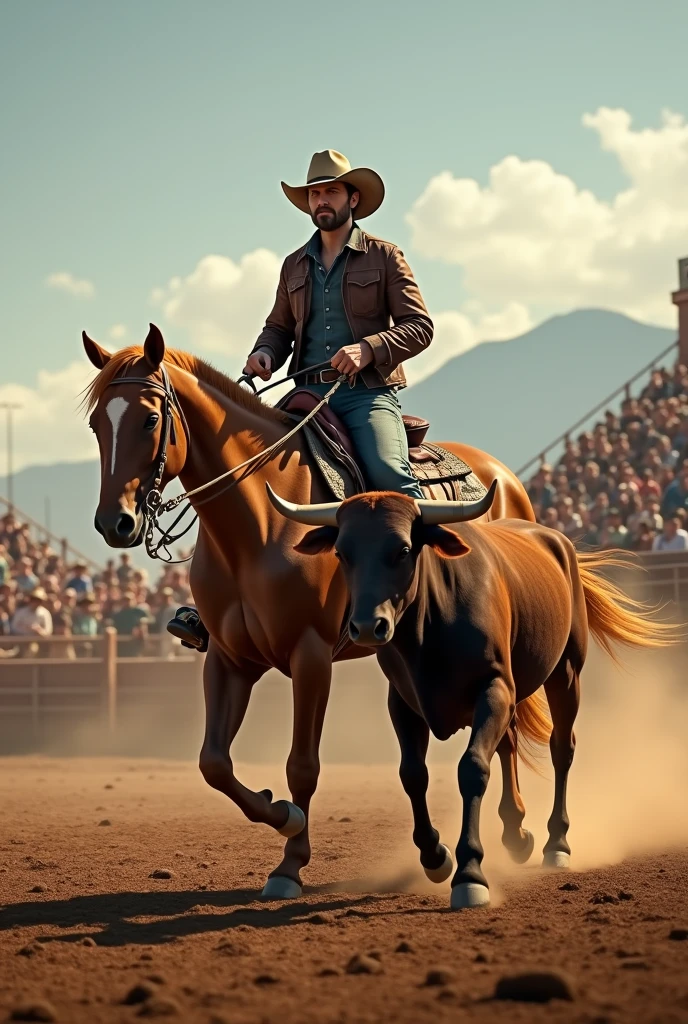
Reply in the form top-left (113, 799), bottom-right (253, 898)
top-left (300, 226), bottom-right (363, 371)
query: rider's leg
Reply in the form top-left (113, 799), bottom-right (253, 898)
top-left (330, 385), bottom-right (424, 498)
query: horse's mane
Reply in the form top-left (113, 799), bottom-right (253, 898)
top-left (83, 346), bottom-right (291, 424)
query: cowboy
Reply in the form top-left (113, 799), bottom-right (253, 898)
top-left (168, 150), bottom-right (434, 650)
top-left (244, 149), bottom-right (433, 498)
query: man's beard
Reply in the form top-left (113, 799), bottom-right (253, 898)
top-left (311, 202), bottom-right (352, 232)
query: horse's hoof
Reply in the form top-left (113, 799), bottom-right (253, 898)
top-left (261, 875), bottom-right (303, 900)
top-left (542, 850), bottom-right (571, 870)
top-left (275, 800), bottom-right (306, 838)
top-left (424, 844), bottom-right (453, 883)
top-left (509, 829), bottom-right (535, 865)
top-left (450, 883), bottom-right (490, 909)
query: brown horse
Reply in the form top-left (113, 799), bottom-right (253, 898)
top-left (269, 486), bottom-right (680, 907)
top-left (83, 323), bottom-right (536, 898)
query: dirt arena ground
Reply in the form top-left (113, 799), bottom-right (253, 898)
top-left (1, 754), bottom-right (687, 1024)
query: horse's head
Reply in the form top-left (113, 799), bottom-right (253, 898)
top-left (83, 324), bottom-right (187, 548)
top-left (266, 481), bottom-right (497, 646)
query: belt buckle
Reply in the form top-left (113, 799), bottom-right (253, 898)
top-left (319, 369), bottom-right (338, 383)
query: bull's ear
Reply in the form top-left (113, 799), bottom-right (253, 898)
top-left (144, 323), bottom-right (166, 369)
top-left (423, 524), bottom-right (470, 559)
top-left (82, 331), bottom-right (111, 368)
top-left (294, 526), bottom-right (338, 555)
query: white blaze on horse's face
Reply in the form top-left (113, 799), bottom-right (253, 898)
top-left (105, 396), bottom-right (129, 476)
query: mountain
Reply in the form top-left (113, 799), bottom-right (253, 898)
top-left (1, 309), bottom-right (676, 565)
top-left (404, 308), bottom-right (676, 474)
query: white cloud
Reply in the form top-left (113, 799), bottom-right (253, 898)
top-left (45, 272), bottom-right (95, 298)
top-left (109, 323), bottom-right (127, 340)
top-left (0, 363), bottom-right (97, 472)
top-left (407, 107), bottom-right (688, 328)
top-left (151, 249), bottom-right (282, 376)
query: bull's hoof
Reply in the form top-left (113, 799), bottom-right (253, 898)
top-left (508, 829), bottom-right (535, 865)
top-left (423, 844), bottom-right (453, 883)
top-left (450, 882), bottom-right (490, 909)
top-left (542, 850), bottom-right (571, 870)
top-left (275, 800), bottom-right (306, 838)
top-left (261, 875), bottom-right (303, 900)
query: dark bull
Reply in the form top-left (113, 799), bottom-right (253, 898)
top-left (267, 482), bottom-right (677, 909)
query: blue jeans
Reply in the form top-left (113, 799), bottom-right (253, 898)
top-left (308, 383), bottom-right (423, 499)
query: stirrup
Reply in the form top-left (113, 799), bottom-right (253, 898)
top-left (166, 606), bottom-right (209, 652)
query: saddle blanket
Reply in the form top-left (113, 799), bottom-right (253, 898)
top-left (303, 422), bottom-right (489, 503)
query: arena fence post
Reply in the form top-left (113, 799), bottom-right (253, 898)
top-left (103, 627), bottom-right (118, 734)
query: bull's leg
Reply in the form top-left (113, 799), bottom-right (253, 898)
top-left (263, 635), bottom-right (333, 899)
top-left (542, 657), bottom-right (580, 869)
top-left (387, 683), bottom-right (453, 883)
top-left (496, 723), bottom-right (535, 864)
top-left (198, 644), bottom-right (299, 833)
top-left (451, 676), bottom-right (513, 909)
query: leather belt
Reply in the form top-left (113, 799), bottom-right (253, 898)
top-left (304, 369), bottom-right (341, 385)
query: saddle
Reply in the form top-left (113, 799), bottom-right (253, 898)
top-left (276, 388), bottom-right (486, 502)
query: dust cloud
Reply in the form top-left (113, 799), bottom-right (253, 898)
top-left (5, 624), bottom-right (687, 885)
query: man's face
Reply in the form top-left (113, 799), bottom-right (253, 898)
top-left (308, 182), bottom-right (358, 231)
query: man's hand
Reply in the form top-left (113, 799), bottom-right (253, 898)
top-left (243, 350), bottom-right (273, 381)
top-left (330, 342), bottom-right (373, 378)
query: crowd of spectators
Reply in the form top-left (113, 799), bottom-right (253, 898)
top-left (527, 363), bottom-right (688, 553)
top-left (0, 510), bottom-right (192, 657)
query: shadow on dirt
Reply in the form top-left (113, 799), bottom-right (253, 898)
top-left (0, 886), bottom-right (444, 947)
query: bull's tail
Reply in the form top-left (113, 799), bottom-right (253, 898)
top-left (576, 549), bottom-right (682, 662)
top-left (513, 548), bottom-right (682, 773)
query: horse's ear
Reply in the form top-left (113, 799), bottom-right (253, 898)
top-left (144, 323), bottom-right (166, 370)
top-left (422, 524), bottom-right (471, 559)
top-left (82, 331), bottom-right (112, 369)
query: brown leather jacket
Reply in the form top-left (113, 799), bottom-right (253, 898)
top-left (250, 228), bottom-right (433, 389)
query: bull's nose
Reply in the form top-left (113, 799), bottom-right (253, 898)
top-left (348, 616), bottom-right (393, 646)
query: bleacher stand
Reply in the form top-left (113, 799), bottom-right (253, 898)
top-left (527, 362), bottom-right (688, 551)
top-left (0, 508), bottom-right (193, 657)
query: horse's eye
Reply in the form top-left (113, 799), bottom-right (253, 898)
top-left (144, 413), bottom-right (159, 431)
top-left (398, 545), bottom-right (411, 561)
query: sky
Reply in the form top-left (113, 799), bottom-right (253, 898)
top-left (1, 0), bottom-right (688, 470)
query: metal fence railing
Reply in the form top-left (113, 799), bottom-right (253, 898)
top-left (516, 339), bottom-right (680, 481)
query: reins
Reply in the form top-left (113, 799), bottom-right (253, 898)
top-left (103, 361), bottom-right (347, 563)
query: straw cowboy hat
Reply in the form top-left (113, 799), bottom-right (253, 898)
top-left (281, 150), bottom-right (385, 220)
top-left (28, 587), bottom-right (48, 602)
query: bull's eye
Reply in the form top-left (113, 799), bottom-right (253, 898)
top-left (144, 413), bottom-right (159, 431)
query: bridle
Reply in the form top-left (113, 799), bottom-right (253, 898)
top-left (102, 361), bottom-right (345, 563)
top-left (103, 364), bottom-right (195, 562)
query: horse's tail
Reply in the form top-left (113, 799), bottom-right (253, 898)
top-left (576, 549), bottom-right (682, 663)
top-left (514, 690), bottom-right (552, 774)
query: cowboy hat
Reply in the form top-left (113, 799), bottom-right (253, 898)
top-left (28, 587), bottom-right (48, 602)
top-left (281, 150), bottom-right (385, 220)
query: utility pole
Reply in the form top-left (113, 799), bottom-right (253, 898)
top-left (0, 402), bottom-right (22, 513)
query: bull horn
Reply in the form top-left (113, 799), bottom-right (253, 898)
top-left (417, 479), bottom-right (498, 525)
top-left (266, 482), bottom-right (341, 527)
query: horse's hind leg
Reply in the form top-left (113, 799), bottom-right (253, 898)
top-left (496, 723), bottom-right (535, 864)
top-left (387, 683), bottom-right (453, 883)
top-left (542, 651), bottom-right (581, 869)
